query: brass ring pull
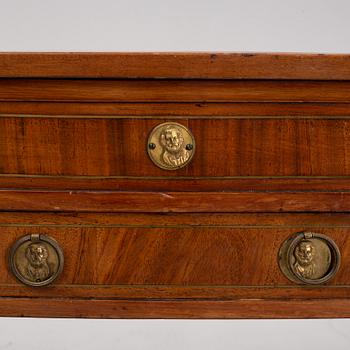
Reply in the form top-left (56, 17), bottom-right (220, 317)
top-left (278, 232), bottom-right (341, 285)
top-left (147, 122), bottom-right (196, 170)
top-left (9, 234), bottom-right (64, 287)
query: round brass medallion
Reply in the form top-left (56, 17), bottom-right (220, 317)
top-left (9, 234), bottom-right (64, 287)
top-left (278, 232), bottom-right (340, 285)
top-left (147, 122), bottom-right (196, 170)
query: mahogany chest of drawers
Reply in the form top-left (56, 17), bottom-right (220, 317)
top-left (0, 52), bottom-right (350, 318)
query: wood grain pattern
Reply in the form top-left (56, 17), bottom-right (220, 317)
top-left (2, 102), bottom-right (350, 116)
top-left (1, 213), bottom-right (350, 287)
top-left (0, 213), bottom-right (350, 317)
top-left (0, 79), bottom-right (350, 103)
top-left (1, 117), bottom-right (350, 177)
top-left (0, 212), bottom-right (350, 300)
top-left (1, 52), bottom-right (350, 319)
top-left (0, 211), bottom-right (347, 226)
top-left (1, 298), bottom-right (350, 319)
top-left (2, 176), bottom-right (350, 191)
top-left (2, 284), bottom-right (350, 300)
top-left (0, 52), bottom-right (350, 80)
top-left (1, 190), bottom-right (350, 212)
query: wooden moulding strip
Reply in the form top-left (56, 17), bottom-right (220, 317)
top-left (0, 79), bottom-right (350, 103)
top-left (1, 102), bottom-right (350, 117)
top-left (0, 52), bottom-right (350, 80)
top-left (0, 175), bottom-right (350, 191)
top-left (0, 285), bottom-right (350, 300)
top-left (0, 298), bottom-right (350, 318)
top-left (0, 190), bottom-right (350, 212)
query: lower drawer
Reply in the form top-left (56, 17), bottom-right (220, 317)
top-left (1, 212), bottom-right (350, 318)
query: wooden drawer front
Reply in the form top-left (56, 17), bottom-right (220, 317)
top-left (1, 213), bottom-right (350, 301)
top-left (1, 116), bottom-right (350, 177)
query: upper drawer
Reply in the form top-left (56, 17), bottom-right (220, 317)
top-left (1, 116), bottom-right (350, 177)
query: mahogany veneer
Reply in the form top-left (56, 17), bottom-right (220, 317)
top-left (0, 52), bottom-right (350, 318)
top-left (1, 117), bottom-right (350, 177)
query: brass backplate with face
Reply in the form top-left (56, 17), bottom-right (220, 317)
top-left (278, 232), bottom-right (341, 285)
top-left (147, 122), bottom-right (196, 170)
top-left (8, 234), bottom-right (64, 287)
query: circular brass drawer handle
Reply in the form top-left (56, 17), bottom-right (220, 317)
top-left (278, 232), bottom-right (341, 285)
top-left (8, 234), bottom-right (64, 287)
top-left (147, 122), bottom-right (196, 170)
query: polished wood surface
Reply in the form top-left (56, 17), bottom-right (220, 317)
top-left (0, 79), bottom-right (349, 102)
top-left (1, 102), bottom-right (350, 116)
top-left (1, 176), bottom-right (350, 191)
top-left (1, 190), bottom-right (350, 212)
top-left (0, 52), bottom-right (350, 80)
top-left (1, 117), bottom-right (350, 177)
top-left (0, 53), bottom-right (350, 318)
top-left (2, 285), bottom-right (350, 300)
top-left (1, 213), bottom-right (350, 298)
top-left (1, 298), bottom-right (350, 319)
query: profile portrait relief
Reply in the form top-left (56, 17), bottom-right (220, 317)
top-left (25, 243), bottom-right (51, 282)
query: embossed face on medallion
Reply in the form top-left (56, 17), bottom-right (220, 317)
top-left (25, 243), bottom-right (51, 282)
top-left (293, 240), bottom-right (316, 279)
top-left (9, 234), bottom-right (64, 287)
top-left (148, 122), bottom-right (195, 170)
top-left (160, 126), bottom-right (189, 167)
top-left (279, 232), bottom-right (340, 285)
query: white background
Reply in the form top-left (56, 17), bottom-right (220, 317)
top-left (0, 0), bottom-right (350, 349)
top-left (0, 0), bottom-right (349, 52)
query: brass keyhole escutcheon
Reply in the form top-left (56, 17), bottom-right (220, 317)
top-left (147, 122), bottom-right (196, 170)
top-left (8, 234), bottom-right (64, 287)
top-left (278, 232), bottom-right (341, 285)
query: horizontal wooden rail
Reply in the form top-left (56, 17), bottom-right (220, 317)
top-left (1, 176), bottom-right (350, 191)
top-left (1, 53), bottom-right (350, 80)
top-left (0, 298), bottom-right (350, 318)
top-left (0, 79), bottom-right (349, 103)
top-left (1, 102), bottom-right (350, 116)
top-left (0, 190), bottom-right (350, 212)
